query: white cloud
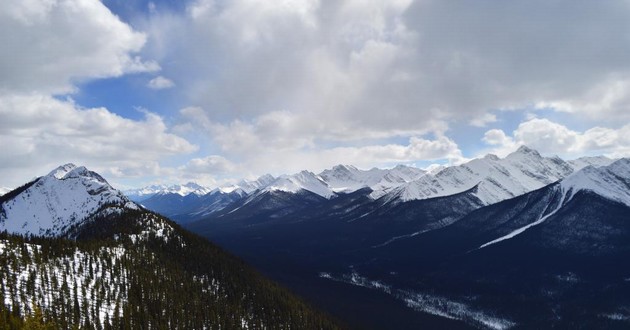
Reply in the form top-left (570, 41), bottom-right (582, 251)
top-left (147, 76), bottom-right (175, 89)
top-left (470, 114), bottom-right (498, 127)
top-left (483, 129), bottom-right (513, 147)
top-left (179, 155), bottom-right (237, 175)
top-left (143, 0), bottom-right (630, 140)
top-left (242, 134), bottom-right (464, 176)
top-left (482, 118), bottom-right (630, 158)
top-left (0, 94), bottom-right (197, 187)
top-left (0, 0), bottom-right (158, 95)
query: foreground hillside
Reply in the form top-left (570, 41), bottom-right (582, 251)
top-left (0, 165), bottom-right (339, 329)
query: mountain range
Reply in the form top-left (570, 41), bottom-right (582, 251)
top-left (2, 145), bottom-right (629, 329)
top-left (128, 146), bottom-right (615, 225)
top-left (158, 145), bottom-right (626, 329)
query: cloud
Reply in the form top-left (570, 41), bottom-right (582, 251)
top-left (147, 76), bottom-right (175, 89)
top-left (470, 114), bottom-right (498, 128)
top-left (0, 0), bottom-right (158, 95)
top-left (179, 155), bottom-right (237, 175)
top-left (482, 118), bottom-right (630, 158)
top-left (255, 134), bottom-right (463, 176)
top-left (0, 94), bottom-right (197, 187)
top-left (145, 0), bottom-right (630, 139)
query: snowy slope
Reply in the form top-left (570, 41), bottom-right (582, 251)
top-left (0, 164), bottom-right (139, 237)
top-left (562, 158), bottom-right (630, 207)
top-left (388, 146), bottom-right (574, 205)
top-left (477, 158), bottom-right (630, 249)
top-left (318, 164), bottom-right (426, 198)
top-left (319, 165), bottom-right (387, 193)
top-left (265, 171), bottom-right (335, 199)
top-left (221, 174), bottom-right (276, 194)
top-left (124, 182), bottom-right (212, 200)
top-left (568, 156), bottom-right (616, 171)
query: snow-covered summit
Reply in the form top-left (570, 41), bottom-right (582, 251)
top-left (0, 164), bottom-right (139, 237)
top-left (225, 174), bottom-right (276, 194)
top-left (318, 164), bottom-right (426, 198)
top-left (387, 145), bottom-right (575, 205)
top-left (568, 156), bottom-right (616, 171)
top-left (48, 163), bottom-right (80, 179)
top-left (561, 158), bottom-right (630, 207)
top-left (319, 165), bottom-right (386, 193)
top-left (266, 170), bottom-right (335, 199)
top-left (124, 182), bottom-right (212, 200)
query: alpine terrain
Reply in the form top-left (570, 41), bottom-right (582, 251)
top-left (0, 164), bottom-right (339, 329)
top-left (125, 146), bottom-right (630, 329)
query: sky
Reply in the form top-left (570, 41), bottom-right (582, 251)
top-left (1, 0), bottom-right (630, 190)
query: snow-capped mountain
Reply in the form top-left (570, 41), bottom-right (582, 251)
top-left (318, 164), bottom-right (427, 198)
top-left (0, 187), bottom-right (10, 196)
top-left (562, 158), bottom-right (630, 207)
top-left (319, 165), bottom-right (388, 193)
top-left (124, 182), bottom-right (212, 201)
top-left (386, 146), bottom-right (575, 205)
top-left (265, 170), bottom-right (335, 199)
top-left (0, 163), bottom-right (138, 237)
top-left (220, 174), bottom-right (276, 194)
top-left (567, 155), bottom-right (616, 171)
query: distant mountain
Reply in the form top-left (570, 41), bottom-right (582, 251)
top-left (0, 164), bottom-right (339, 329)
top-left (221, 174), bottom-right (276, 194)
top-left (319, 164), bottom-right (427, 199)
top-left (140, 188), bottom-right (247, 223)
top-left (186, 148), bottom-right (630, 329)
top-left (568, 155), bottom-right (616, 171)
top-left (0, 187), bottom-right (10, 196)
top-left (347, 159), bottom-right (630, 328)
top-left (264, 170), bottom-right (335, 199)
top-left (124, 182), bottom-right (212, 202)
top-left (386, 146), bottom-right (575, 205)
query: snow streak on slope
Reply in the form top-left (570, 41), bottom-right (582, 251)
top-left (0, 164), bottom-right (138, 237)
top-left (478, 158), bottom-right (630, 249)
top-left (389, 146), bottom-right (574, 205)
top-left (320, 271), bottom-right (515, 330)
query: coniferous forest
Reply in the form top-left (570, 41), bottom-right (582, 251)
top-left (0, 208), bottom-right (340, 329)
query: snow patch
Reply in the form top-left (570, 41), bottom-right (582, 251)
top-left (390, 145), bottom-right (574, 205)
top-left (320, 271), bottom-right (515, 330)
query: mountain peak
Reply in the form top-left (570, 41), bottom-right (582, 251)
top-left (1, 164), bottom-right (137, 237)
top-left (47, 163), bottom-right (78, 179)
top-left (514, 145), bottom-right (540, 156)
top-left (484, 153), bottom-right (500, 161)
top-left (562, 158), bottom-right (630, 207)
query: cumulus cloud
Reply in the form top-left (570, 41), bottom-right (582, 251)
top-left (482, 118), bottom-right (630, 158)
top-left (179, 155), bottom-right (237, 175)
top-left (470, 114), bottom-right (498, 128)
top-left (145, 0), bottom-right (630, 139)
top-left (0, 94), bottom-right (197, 187)
top-left (0, 0), bottom-right (159, 95)
top-left (242, 134), bottom-right (464, 176)
top-left (147, 76), bottom-right (175, 89)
